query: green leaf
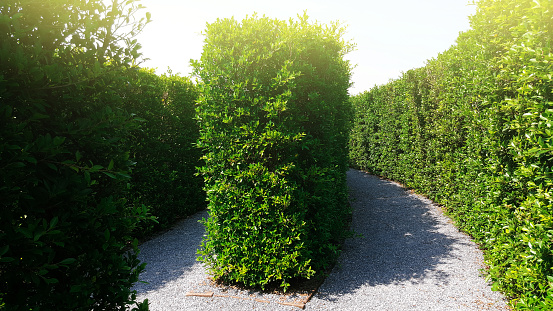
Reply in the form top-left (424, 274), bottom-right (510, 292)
top-left (8, 162), bottom-right (25, 169)
top-left (23, 157), bottom-right (37, 164)
top-left (90, 165), bottom-right (104, 173)
top-left (49, 217), bottom-right (59, 230)
top-left (116, 172), bottom-right (131, 179)
top-left (103, 172), bottom-right (116, 179)
top-left (44, 278), bottom-right (59, 284)
top-left (33, 230), bottom-right (45, 242)
top-left (59, 258), bottom-right (76, 265)
top-left (53, 136), bottom-right (65, 146)
top-left (90, 165), bottom-right (103, 172)
top-left (19, 227), bottom-right (32, 239)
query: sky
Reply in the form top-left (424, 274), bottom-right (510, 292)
top-left (134, 0), bottom-right (477, 95)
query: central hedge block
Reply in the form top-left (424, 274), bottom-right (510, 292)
top-left (192, 13), bottom-right (353, 289)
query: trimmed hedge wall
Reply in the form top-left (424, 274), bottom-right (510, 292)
top-left (120, 68), bottom-right (205, 238)
top-left (0, 1), bottom-right (202, 309)
top-left (349, 0), bottom-right (553, 309)
top-left (193, 14), bottom-right (353, 290)
top-left (0, 1), bottom-right (151, 310)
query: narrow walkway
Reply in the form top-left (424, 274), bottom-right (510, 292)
top-left (134, 169), bottom-right (509, 310)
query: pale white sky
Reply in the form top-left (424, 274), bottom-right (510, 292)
top-left (135, 0), bottom-right (476, 95)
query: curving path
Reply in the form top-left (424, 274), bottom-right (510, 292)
top-left (133, 169), bottom-right (509, 310)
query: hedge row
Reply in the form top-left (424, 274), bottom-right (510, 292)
top-left (193, 14), bottom-right (353, 290)
top-left (121, 68), bottom-right (205, 238)
top-left (349, 0), bottom-right (553, 309)
top-left (0, 1), bottom-right (202, 309)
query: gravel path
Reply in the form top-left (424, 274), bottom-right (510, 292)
top-left (134, 169), bottom-right (509, 310)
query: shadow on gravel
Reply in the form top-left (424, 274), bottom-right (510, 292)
top-left (316, 169), bottom-right (471, 302)
top-left (133, 210), bottom-right (207, 294)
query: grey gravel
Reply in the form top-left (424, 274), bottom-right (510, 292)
top-left (134, 169), bottom-right (510, 310)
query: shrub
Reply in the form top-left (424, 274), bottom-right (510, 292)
top-left (349, 0), bottom-right (553, 309)
top-left (192, 13), bottom-right (353, 290)
top-left (0, 1), bottom-right (151, 309)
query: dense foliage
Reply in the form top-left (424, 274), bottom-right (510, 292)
top-left (193, 14), bottom-right (353, 290)
top-left (0, 1), bottom-right (153, 309)
top-left (349, 0), bottom-right (553, 308)
top-left (121, 68), bottom-right (205, 238)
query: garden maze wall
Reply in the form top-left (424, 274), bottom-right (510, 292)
top-left (349, 0), bottom-right (553, 309)
top-left (193, 14), bottom-right (353, 290)
top-left (0, 1), bottom-right (203, 310)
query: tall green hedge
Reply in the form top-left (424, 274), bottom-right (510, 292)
top-left (349, 0), bottom-right (553, 309)
top-left (0, 1), bottom-right (151, 309)
top-left (120, 68), bottom-right (205, 238)
top-left (193, 14), bottom-right (353, 290)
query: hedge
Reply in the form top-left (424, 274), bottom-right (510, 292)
top-left (349, 0), bottom-right (553, 308)
top-left (0, 1), bottom-right (152, 309)
top-left (193, 14), bottom-right (353, 290)
top-left (120, 68), bottom-right (205, 238)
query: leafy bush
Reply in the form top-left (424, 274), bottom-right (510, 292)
top-left (0, 1), bottom-right (151, 310)
top-left (193, 14), bottom-right (353, 290)
top-left (349, 0), bottom-right (553, 309)
top-left (120, 68), bottom-right (205, 237)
